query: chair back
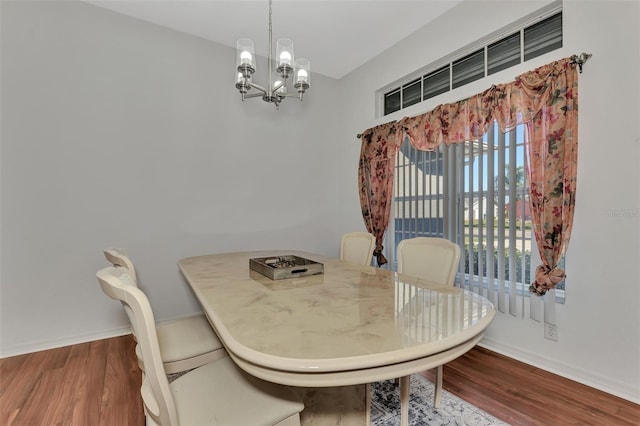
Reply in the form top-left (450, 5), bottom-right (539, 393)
top-left (340, 232), bottom-right (376, 266)
top-left (97, 267), bottom-right (177, 425)
top-left (397, 237), bottom-right (461, 286)
top-left (104, 248), bottom-right (138, 284)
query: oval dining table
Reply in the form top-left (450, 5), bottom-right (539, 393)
top-left (178, 250), bottom-right (496, 426)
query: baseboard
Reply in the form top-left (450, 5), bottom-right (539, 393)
top-left (0, 312), bottom-right (206, 359)
top-left (0, 326), bottom-right (132, 358)
top-left (479, 336), bottom-right (640, 404)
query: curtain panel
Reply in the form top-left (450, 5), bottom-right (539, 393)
top-left (358, 122), bottom-right (404, 266)
top-left (358, 57), bottom-right (578, 295)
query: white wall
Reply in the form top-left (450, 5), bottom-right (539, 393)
top-left (0, 1), bottom-right (352, 355)
top-left (339, 0), bottom-right (640, 403)
top-left (2, 0), bottom-right (638, 405)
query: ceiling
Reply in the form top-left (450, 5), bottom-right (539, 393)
top-left (85, 0), bottom-right (464, 79)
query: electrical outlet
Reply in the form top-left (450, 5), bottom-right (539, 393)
top-left (544, 322), bottom-right (558, 341)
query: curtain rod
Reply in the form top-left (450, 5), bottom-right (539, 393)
top-left (356, 52), bottom-right (592, 139)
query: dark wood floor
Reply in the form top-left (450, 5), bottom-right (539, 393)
top-left (0, 335), bottom-right (144, 426)
top-left (424, 348), bottom-right (639, 426)
top-left (1, 335), bottom-right (638, 425)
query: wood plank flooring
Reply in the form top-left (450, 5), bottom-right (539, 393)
top-left (424, 347), bottom-right (639, 425)
top-left (1, 335), bottom-right (638, 425)
top-left (0, 335), bottom-right (144, 426)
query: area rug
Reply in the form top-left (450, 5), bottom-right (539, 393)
top-left (169, 371), bottom-right (508, 425)
top-left (370, 375), bottom-right (509, 426)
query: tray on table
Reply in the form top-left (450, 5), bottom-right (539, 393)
top-left (249, 255), bottom-right (324, 280)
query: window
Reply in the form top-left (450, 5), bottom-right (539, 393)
top-left (488, 32), bottom-right (521, 75)
top-left (394, 141), bottom-right (446, 253)
top-left (452, 49), bottom-right (484, 89)
top-left (382, 7), bottom-right (562, 116)
top-left (524, 13), bottom-right (563, 61)
top-left (423, 66), bottom-right (449, 101)
top-left (384, 89), bottom-right (401, 115)
top-left (393, 122), bottom-right (564, 312)
top-left (402, 78), bottom-right (422, 108)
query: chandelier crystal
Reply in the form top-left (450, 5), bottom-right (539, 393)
top-left (235, 0), bottom-right (310, 108)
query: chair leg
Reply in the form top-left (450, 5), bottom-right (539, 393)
top-left (365, 383), bottom-right (371, 426)
top-left (400, 375), bottom-right (410, 426)
top-left (434, 364), bottom-right (443, 408)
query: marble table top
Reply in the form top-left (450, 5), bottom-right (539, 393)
top-left (178, 250), bottom-right (495, 382)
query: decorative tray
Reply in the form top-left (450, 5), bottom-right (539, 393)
top-left (249, 255), bottom-right (324, 280)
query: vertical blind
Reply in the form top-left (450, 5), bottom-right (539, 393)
top-left (393, 122), bottom-right (562, 318)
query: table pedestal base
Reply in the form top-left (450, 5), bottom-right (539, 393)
top-left (294, 384), bottom-right (368, 425)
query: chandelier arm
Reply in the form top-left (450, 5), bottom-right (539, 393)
top-left (248, 82), bottom-right (268, 94)
top-left (280, 93), bottom-right (303, 99)
top-left (243, 92), bottom-right (265, 99)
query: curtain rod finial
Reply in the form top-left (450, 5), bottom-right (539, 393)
top-left (570, 52), bottom-right (592, 73)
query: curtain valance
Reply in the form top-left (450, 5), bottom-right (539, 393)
top-left (399, 58), bottom-right (576, 149)
top-left (358, 57), bottom-right (579, 296)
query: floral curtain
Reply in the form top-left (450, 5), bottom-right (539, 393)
top-left (519, 60), bottom-right (578, 296)
top-left (358, 122), bottom-right (404, 266)
top-left (359, 57), bottom-right (578, 294)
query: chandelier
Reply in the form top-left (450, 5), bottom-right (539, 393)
top-left (235, 0), bottom-right (310, 108)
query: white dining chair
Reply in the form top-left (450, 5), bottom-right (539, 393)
top-left (339, 232), bottom-right (376, 266)
top-left (396, 237), bottom-right (461, 420)
top-left (104, 248), bottom-right (226, 374)
top-left (97, 267), bottom-right (304, 426)
top-left (397, 237), bottom-right (460, 287)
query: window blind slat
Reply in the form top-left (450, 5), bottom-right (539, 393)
top-left (486, 126), bottom-right (495, 304)
top-left (508, 128), bottom-right (518, 316)
top-left (467, 140), bottom-right (475, 293)
top-left (497, 129), bottom-right (506, 313)
top-left (410, 143), bottom-right (416, 238)
top-left (456, 145), bottom-right (465, 288)
top-left (519, 135), bottom-right (527, 315)
top-left (477, 140), bottom-right (485, 298)
top-left (442, 147), bottom-right (449, 237)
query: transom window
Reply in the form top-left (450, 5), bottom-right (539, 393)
top-left (383, 9), bottom-right (562, 116)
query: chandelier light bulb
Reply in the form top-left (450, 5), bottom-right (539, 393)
top-left (293, 58), bottom-right (310, 99)
top-left (276, 38), bottom-right (294, 78)
top-left (296, 69), bottom-right (308, 83)
top-left (274, 80), bottom-right (286, 94)
top-left (279, 51), bottom-right (292, 66)
top-left (240, 51), bottom-right (252, 65)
